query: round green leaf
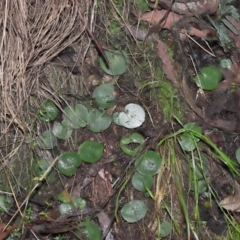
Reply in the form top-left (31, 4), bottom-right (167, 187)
top-left (194, 65), bottom-right (222, 90)
top-left (37, 130), bottom-right (57, 149)
top-left (74, 197), bottom-right (87, 209)
top-left (120, 133), bottom-right (145, 157)
top-left (135, 150), bottom-right (162, 176)
top-left (184, 122), bottom-right (202, 135)
top-left (220, 59), bottom-right (232, 69)
top-left (92, 84), bottom-right (115, 109)
top-left (87, 109), bottom-right (112, 133)
top-left (121, 200), bottom-right (147, 223)
top-left (39, 100), bottom-right (58, 122)
top-left (57, 152), bottom-right (82, 177)
top-left (131, 172), bottom-right (153, 192)
top-left (58, 192), bottom-right (71, 203)
top-left (100, 50), bottom-right (128, 76)
top-left (62, 104), bottom-right (88, 129)
top-left (179, 133), bottom-right (196, 152)
top-left (236, 148), bottom-right (240, 165)
top-left (78, 141), bottom-right (104, 163)
top-left (52, 121), bottom-right (73, 140)
top-left (198, 179), bottom-right (208, 194)
top-left (160, 221), bottom-right (172, 237)
top-left (59, 203), bottom-right (74, 215)
top-left (34, 159), bottom-right (50, 177)
top-left (82, 220), bottom-right (101, 240)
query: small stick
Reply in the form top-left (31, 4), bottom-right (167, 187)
top-left (78, 9), bottom-right (109, 67)
top-left (3, 157), bottom-right (59, 231)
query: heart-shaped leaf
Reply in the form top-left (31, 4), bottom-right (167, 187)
top-left (194, 65), bottom-right (222, 90)
top-left (179, 133), bottom-right (196, 152)
top-left (78, 141), bottom-right (104, 163)
top-left (39, 100), bottom-right (58, 122)
top-left (82, 220), bottom-right (101, 240)
top-left (87, 109), bottom-right (112, 132)
top-left (52, 121), bottom-right (73, 140)
top-left (100, 50), bottom-right (128, 76)
top-left (121, 200), bottom-right (147, 223)
top-left (59, 203), bottom-right (74, 215)
top-left (131, 172), bottom-right (153, 192)
top-left (57, 152), bottom-right (82, 177)
top-left (37, 130), bottom-right (57, 149)
top-left (62, 104), bottom-right (88, 129)
top-left (160, 221), bottom-right (172, 237)
top-left (135, 150), bottom-right (162, 176)
top-left (92, 84), bottom-right (115, 109)
top-left (120, 132), bottom-right (145, 157)
top-left (34, 159), bottom-right (51, 177)
top-left (74, 197), bottom-right (87, 209)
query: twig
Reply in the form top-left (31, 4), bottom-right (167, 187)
top-left (3, 157), bottom-right (59, 231)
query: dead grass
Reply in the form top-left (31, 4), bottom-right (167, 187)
top-left (0, 0), bottom-right (94, 160)
top-left (0, 1), bottom-right (96, 232)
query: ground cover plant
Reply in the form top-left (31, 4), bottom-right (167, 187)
top-left (1, 0), bottom-right (240, 239)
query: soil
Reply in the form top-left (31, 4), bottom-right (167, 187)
top-left (2, 1), bottom-right (240, 240)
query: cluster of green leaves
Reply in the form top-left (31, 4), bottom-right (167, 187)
top-left (57, 191), bottom-right (100, 240)
top-left (119, 132), bottom-right (162, 223)
top-left (34, 49), bottom-right (152, 238)
top-left (159, 121), bottom-right (239, 192)
top-left (58, 141), bottom-right (104, 177)
top-left (58, 191), bottom-right (86, 214)
top-left (38, 83), bottom-right (115, 145)
top-left (119, 131), bottom-right (172, 236)
top-left (36, 84), bottom-right (116, 176)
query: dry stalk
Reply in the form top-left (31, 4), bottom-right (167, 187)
top-left (0, 0), bottom-right (92, 154)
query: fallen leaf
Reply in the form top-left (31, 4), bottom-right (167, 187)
top-left (220, 194), bottom-right (240, 212)
top-left (126, 24), bottom-right (155, 41)
top-left (156, 39), bottom-right (180, 89)
top-left (159, 0), bottom-right (218, 16)
top-left (97, 211), bottom-right (114, 240)
top-left (141, 10), bottom-right (181, 29)
top-left (0, 223), bottom-right (18, 240)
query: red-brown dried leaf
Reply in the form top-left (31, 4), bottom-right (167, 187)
top-left (141, 10), bottom-right (181, 29)
top-left (0, 223), bottom-right (17, 240)
top-left (156, 39), bottom-right (180, 89)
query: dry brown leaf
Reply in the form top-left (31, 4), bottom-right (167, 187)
top-left (159, 0), bottom-right (218, 16)
top-left (141, 10), bottom-right (181, 29)
top-left (156, 39), bottom-right (180, 89)
top-left (220, 194), bottom-right (240, 212)
top-left (0, 224), bottom-right (17, 240)
top-left (141, 10), bottom-right (212, 39)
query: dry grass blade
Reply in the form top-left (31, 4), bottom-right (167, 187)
top-left (0, 0), bottom-right (90, 145)
top-left (0, 1), bottom-right (94, 229)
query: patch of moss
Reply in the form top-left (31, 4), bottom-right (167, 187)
top-left (155, 72), bottom-right (185, 121)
